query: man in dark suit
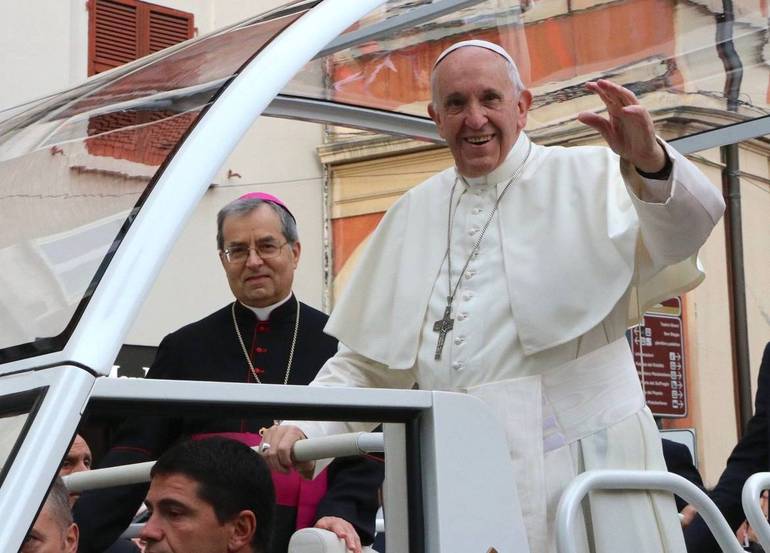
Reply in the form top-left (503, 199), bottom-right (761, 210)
top-left (661, 438), bottom-right (704, 512)
top-left (683, 342), bottom-right (770, 551)
top-left (74, 193), bottom-right (382, 553)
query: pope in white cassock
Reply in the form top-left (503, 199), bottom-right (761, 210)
top-left (263, 40), bottom-right (725, 553)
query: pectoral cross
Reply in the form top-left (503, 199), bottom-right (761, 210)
top-left (433, 301), bottom-right (454, 360)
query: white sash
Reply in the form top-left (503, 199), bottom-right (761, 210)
top-left (466, 338), bottom-right (644, 553)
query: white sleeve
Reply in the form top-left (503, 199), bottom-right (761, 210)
top-left (622, 140), bottom-right (725, 275)
top-left (284, 343), bottom-right (417, 439)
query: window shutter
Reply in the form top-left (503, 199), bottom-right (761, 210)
top-left (89, 0), bottom-right (194, 76)
top-left (147, 6), bottom-right (193, 54)
top-left (90, 0), bottom-right (139, 75)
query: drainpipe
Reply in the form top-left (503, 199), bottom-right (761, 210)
top-left (715, 0), bottom-right (752, 432)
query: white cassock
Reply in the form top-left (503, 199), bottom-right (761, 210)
top-left (290, 132), bottom-right (725, 553)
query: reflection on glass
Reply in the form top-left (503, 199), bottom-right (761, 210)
top-left (0, 4), bottom-right (310, 363)
top-left (285, 0), bottom-right (770, 140)
top-left (0, 414), bottom-right (28, 474)
top-left (0, 389), bottom-right (43, 485)
top-left (3, 0), bottom-right (767, 363)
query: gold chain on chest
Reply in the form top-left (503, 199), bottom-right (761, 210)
top-left (231, 297), bottom-right (300, 385)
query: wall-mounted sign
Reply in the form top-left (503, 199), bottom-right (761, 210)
top-left (627, 297), bottom-right (687, 417)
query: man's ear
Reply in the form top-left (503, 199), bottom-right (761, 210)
top-left (290, 240), bottom-right (301, 268)
top-left (65, 523), bottom-right (79, 553)
top-left (428, 103), bottom-right (446, 140)
top-left (427, 102), bottom-right (437, 123)
top-left (228, 510), bottom-right (257, 552)
top-left (516, 89), bottom-right (533, 130)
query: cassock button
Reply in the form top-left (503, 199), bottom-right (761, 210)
top-left (457, 312), bottom-right (468, 321)
top-left (462, 291), bottom-right (473, 301)
top-left (454, 336), bottom-right (464, 346)
top-left (464, 271), bottom-right (474, 280)
top-left (468, 227), bottom-right (479, 236)
top-left (472, 207), bottom-right (482, 215)
top-left (452, 362), bottom-right (464, 371)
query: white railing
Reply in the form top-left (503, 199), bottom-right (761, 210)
top-left (555, 470), bottom-right (745, 553)
top-left (741, 472), bottom-right (770, 551)
top-left (63, 432), bottom-right (384, 493)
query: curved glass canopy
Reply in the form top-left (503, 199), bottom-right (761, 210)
top-left (286, 0), bottom-right (770, 140)
top-left (0, 0), bottom-right (767, 365)
top-left (0, 1), bottom-right (315, 363)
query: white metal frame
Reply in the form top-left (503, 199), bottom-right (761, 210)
top-left (81, 380), bottom-right (525, 553)
top-left (6, 370), bottom-right (536, 552)
top-left (670, 116), bottom-right (770, 155)
top-left (0, 365), bottom-right (95, 553)
top-left (266, 95), bottom-right (442, 142)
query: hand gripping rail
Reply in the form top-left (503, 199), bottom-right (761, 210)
top-left (555, 469), bottom-right (745, 553)
top-left (741, 472), bottom-right (770, 552)
top-left (63, 432), bottom-right (384, 492)
top-left (62, 432), bottom-right (384, 539)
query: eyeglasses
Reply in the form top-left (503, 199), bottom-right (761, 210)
top-left (221, 242), bottom-right (289, 264)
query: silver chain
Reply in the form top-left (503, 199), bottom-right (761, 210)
top-left (231, 296), bottom-right (300, 385)
top-left (445, 143), bottom-right (533, 306)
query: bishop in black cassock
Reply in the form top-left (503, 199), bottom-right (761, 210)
top-left (74, 298), bottom-right (383, 553)
top-left (74, 193), bottom-right (383, 553)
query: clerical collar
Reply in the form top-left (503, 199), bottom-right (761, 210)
top-left (461, 132), bottom-right (531, 187)
top-left (240, 293), bottom-right (293, 321)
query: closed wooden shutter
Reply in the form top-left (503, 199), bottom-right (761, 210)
top-left (90, 0), bottom-right (139, 74)
top-left (147, 6), bottom-right (192, 54)
top-left (88, 0), bottom-right (194, 75)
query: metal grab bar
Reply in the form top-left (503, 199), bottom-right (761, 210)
top-left (120, 524), bottom-right (144, 540)
top-left (63, 432), bottom-right (384, 493)
top-left (555, 470), bottom-right (745, 553)
top-left (741, 472), bottom-right (770, 551)
top-left (64, 459), bottom-right (154, 493)
top-left (292, 431), bottom-right (383, 462)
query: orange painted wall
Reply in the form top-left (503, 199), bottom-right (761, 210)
top-left (332, 212), bottom-right (384, 276)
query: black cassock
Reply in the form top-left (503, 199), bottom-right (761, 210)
top-left (684, 342), bottom-right (770, 553)
top-left (74, 297), bottom-right (383, 553)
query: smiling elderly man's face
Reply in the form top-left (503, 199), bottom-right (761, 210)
top-left (428, 47), bottom-right (532, 178)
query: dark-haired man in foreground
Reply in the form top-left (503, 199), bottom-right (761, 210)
top-left (139, 437), bottom-right (274, 553)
